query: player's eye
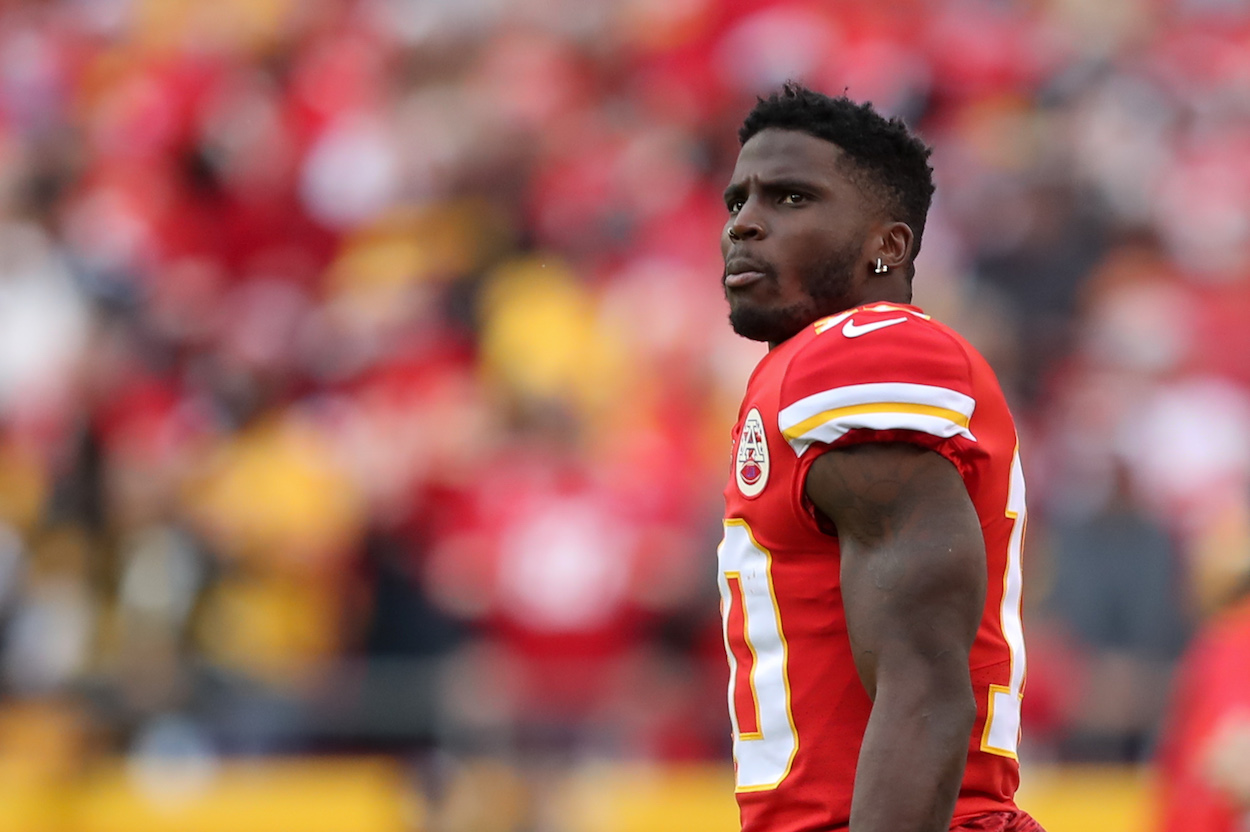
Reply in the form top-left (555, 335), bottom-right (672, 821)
top-left (726, 198), bottom-right (744, 214)
top-left (781, 192), bottom-right (806, 205)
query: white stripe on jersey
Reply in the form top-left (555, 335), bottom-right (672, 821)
top-left (778, 381), bottom-right (977, 456)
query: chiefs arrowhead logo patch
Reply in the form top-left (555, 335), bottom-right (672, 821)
top-left (735, 408), bottom-right (770, 498)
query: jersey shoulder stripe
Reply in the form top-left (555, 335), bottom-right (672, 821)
top-left (779, 306), bottom-right (978, 456)
top-left (811, 303), bottom-right (932, 335)
top-left (778, 381), bottom-right (977, 456)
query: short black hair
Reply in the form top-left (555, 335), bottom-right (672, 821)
top-left (739, 83), bottom-right (935, 268)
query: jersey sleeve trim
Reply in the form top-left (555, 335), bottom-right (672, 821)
top-left (778, 381), bottom-right (977, 457)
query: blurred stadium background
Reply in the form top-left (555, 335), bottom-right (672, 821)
top-left (0, 0), bottom-right (1246, 829)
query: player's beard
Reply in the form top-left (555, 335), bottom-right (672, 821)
top-left (727, 253), bottom-right (857, 344)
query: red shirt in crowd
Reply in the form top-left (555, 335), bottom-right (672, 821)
top-left (1157, 596), bottom-right (1250, 832)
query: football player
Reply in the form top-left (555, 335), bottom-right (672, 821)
top-left (717, 83), bottom-right (1044, 832)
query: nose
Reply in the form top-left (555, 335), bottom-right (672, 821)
top-left (726, 198), bottom-right (764, 242)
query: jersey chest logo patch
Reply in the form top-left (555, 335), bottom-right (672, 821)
top-left (735, 408), bottom-right (770, 498)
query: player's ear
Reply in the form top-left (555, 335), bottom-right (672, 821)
top-left (876, 221), bottom-right (913, 272)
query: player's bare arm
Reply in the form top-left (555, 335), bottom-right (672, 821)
top-left (806, 443), bottom-right (986, 832)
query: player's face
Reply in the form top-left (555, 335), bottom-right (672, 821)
top-left (721, 128), bottom-right (880, 344)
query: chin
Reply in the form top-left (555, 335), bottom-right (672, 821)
top-left (728, 303), bottom-right (807, 344)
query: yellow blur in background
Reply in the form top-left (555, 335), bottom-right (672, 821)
top-left (0, 755), bottom-right (1149, 832)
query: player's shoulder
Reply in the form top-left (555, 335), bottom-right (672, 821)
top-left (783, 302), bottom-right (973, 388)
top-left (777, 303), bottom-right (980, 455)
top-left (799, 302), bottom-right (965, 351)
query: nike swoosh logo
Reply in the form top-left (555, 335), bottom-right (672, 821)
top-left (842, 316), bottom-right (908, 338)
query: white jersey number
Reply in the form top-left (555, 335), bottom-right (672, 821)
top-left (718, 519), bottom-right (798, 791)
top-left (981, 448), bottom-right (1028, 758)
top-left (720, 452), bottom-right (1027, 786)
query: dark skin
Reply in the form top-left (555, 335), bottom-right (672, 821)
top-left (722, 128), bottom-right (984, 832)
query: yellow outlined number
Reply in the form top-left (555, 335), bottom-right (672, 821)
top-left (981, 448), bottom-right (1028, 758)
top-left (718, 519), bottom-right (798, 791)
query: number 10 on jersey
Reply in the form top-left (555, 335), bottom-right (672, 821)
top-left (718, 519), bottom-right (799, 791)
top-left (719, 451), bottom-right (1029, 787)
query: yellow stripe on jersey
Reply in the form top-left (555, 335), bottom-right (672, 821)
top-left (860, 303), bottom-right (931, 320)
top-left (778, 381), bottom-right (976, 455)
top-left (781, 402), bottom-right (971, 441)
top-left (812, 311), bottom-right (853, 335)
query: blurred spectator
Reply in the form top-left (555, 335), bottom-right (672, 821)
top-left (1156, 498), bottom-right (1250, 832)
top-left (1044, 464), bottom-right (1189, 760)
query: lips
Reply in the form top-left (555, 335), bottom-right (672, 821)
top-left (725, 270), bottom-right (767, 288)
top-left (723, 256), bottom-right (772, 289)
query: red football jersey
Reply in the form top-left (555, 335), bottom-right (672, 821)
top-left (719, 302), bottom-right (1028, 832)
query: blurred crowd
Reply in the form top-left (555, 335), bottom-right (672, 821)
top-left (0, 0), bottom-right (1248, 817)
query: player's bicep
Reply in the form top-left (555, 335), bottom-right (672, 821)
top-left (805, 443), bottom-right (986, 698)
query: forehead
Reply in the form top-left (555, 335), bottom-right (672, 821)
top-left (730, 128), bottom-right (849, 186)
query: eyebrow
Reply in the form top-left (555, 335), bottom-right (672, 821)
top-left (723, 176), bottom-right (824, 204)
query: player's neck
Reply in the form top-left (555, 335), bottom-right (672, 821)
top-left (767, 282), bottom-right (915, 350)
top-left (850, 281), bottom-right (913, 308)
